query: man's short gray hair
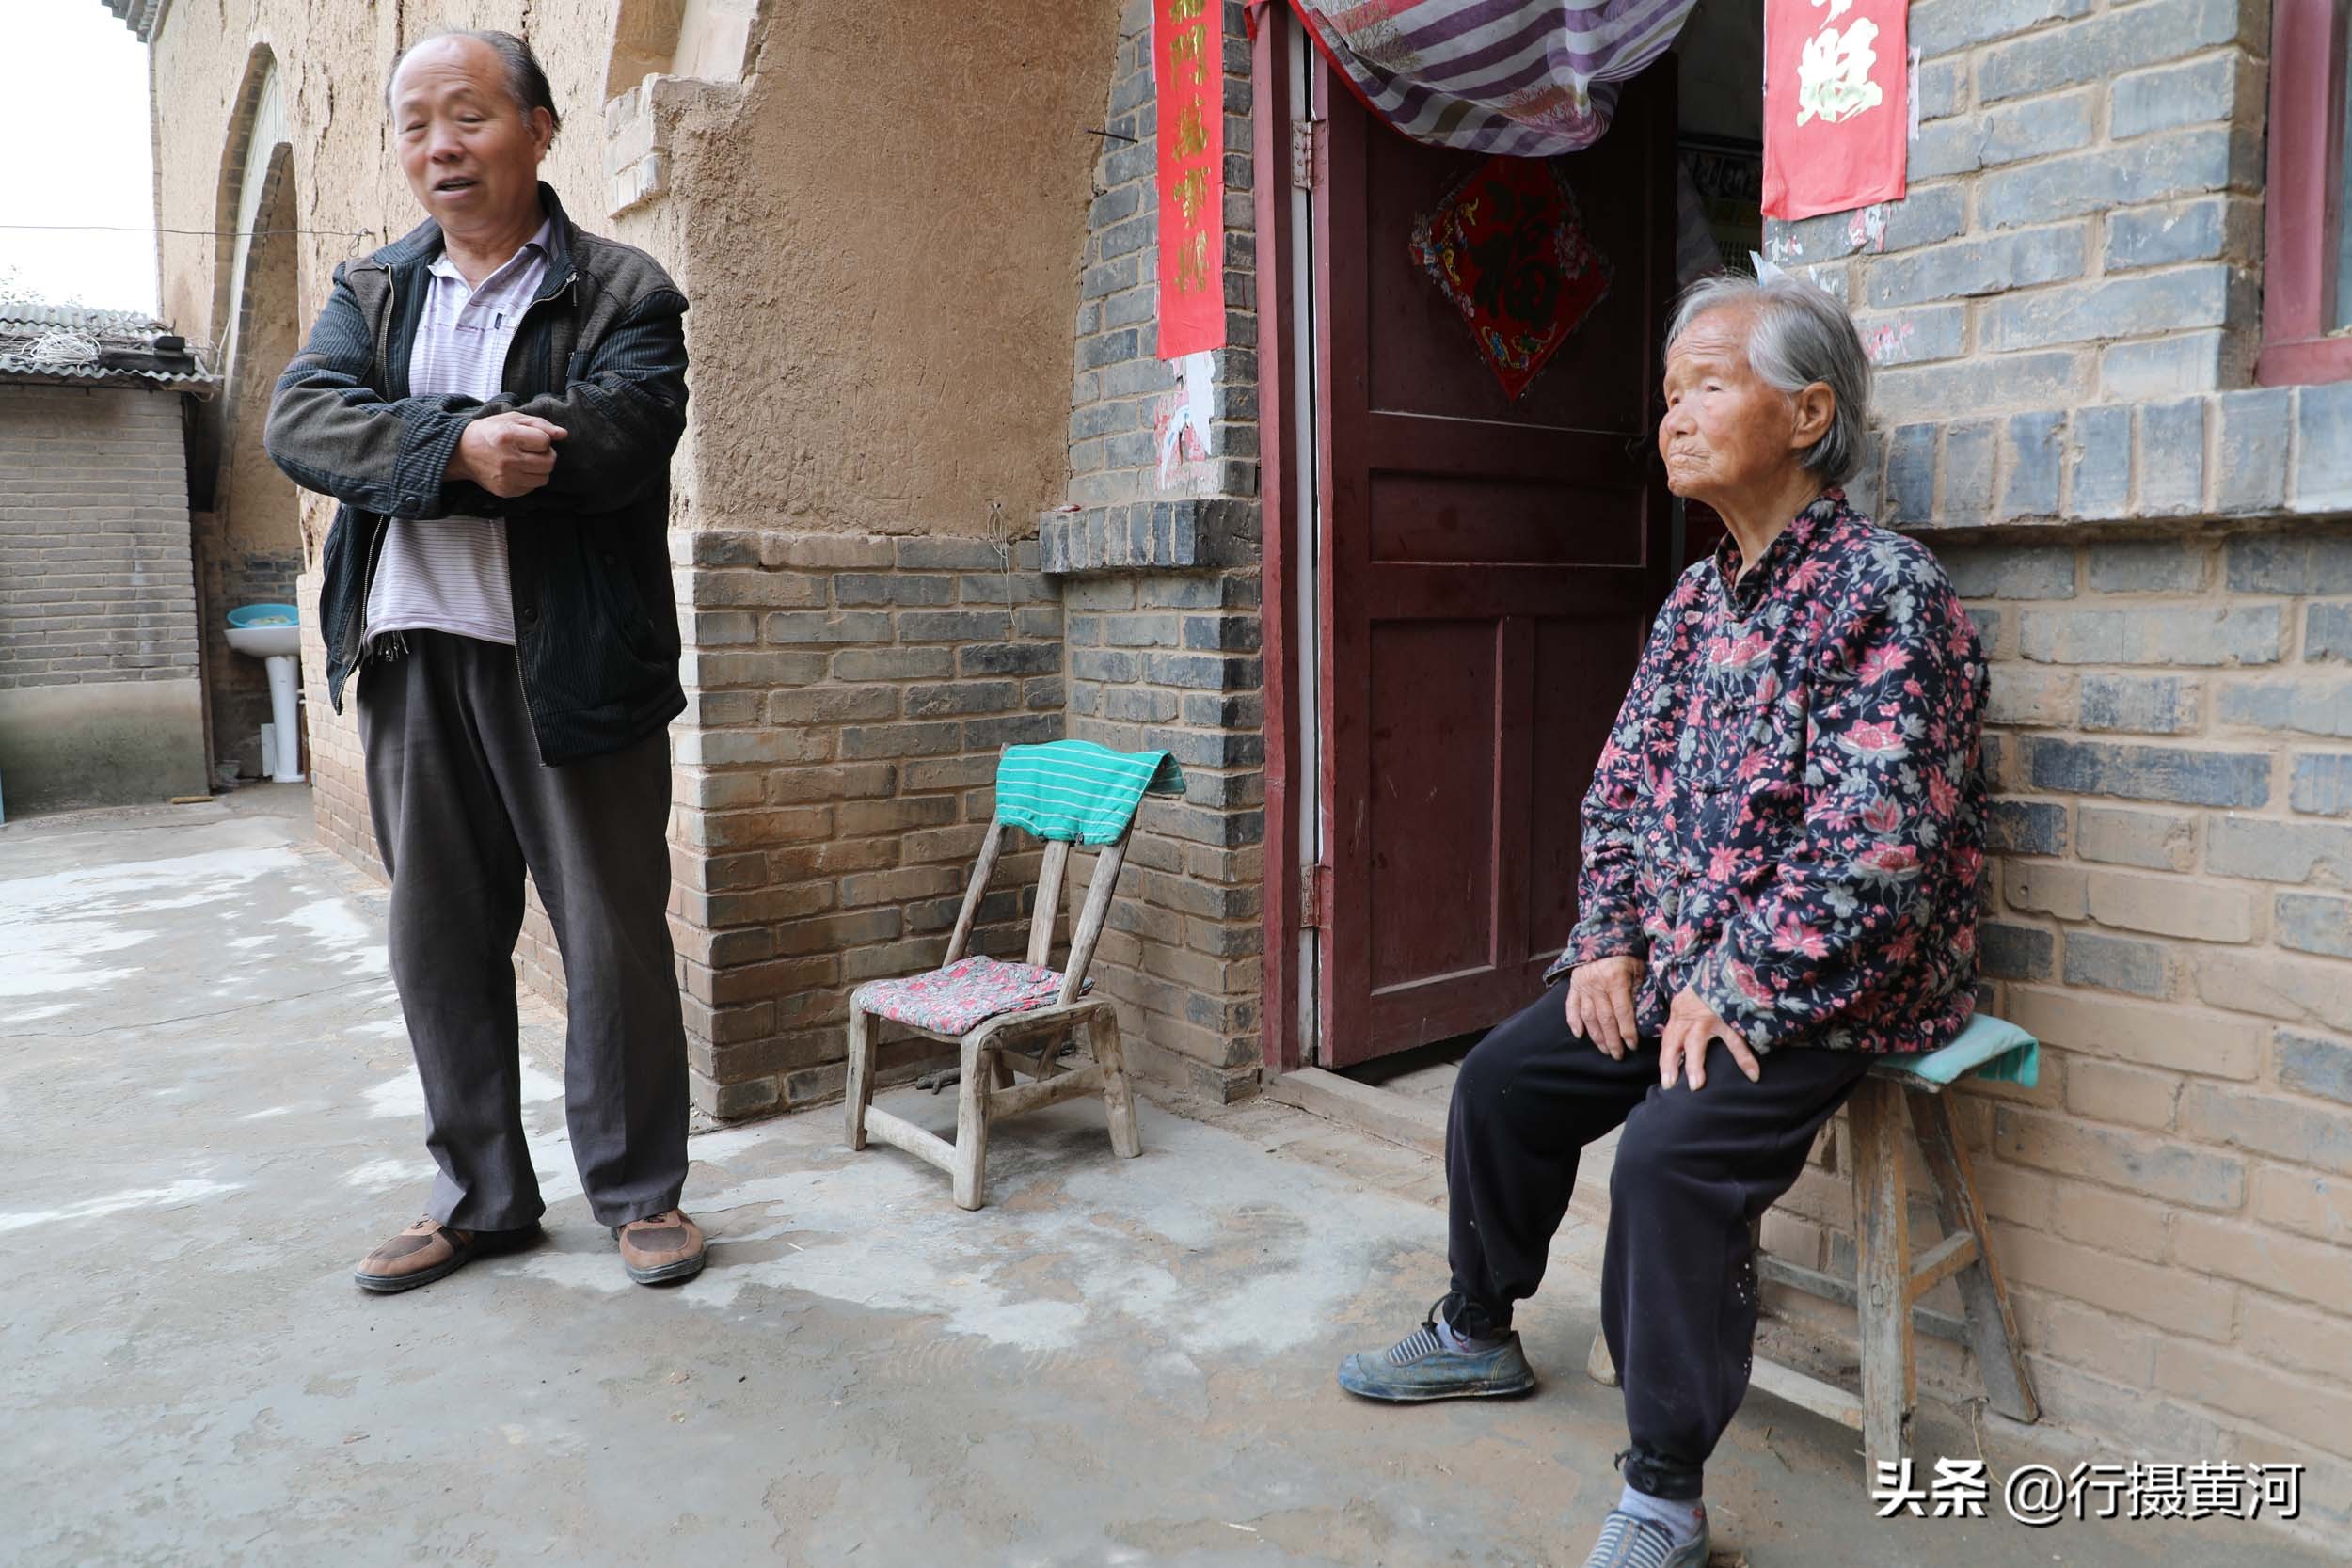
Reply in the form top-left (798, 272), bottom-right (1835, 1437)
top-left (387, 29), bottom-right (563, 136)
top-left (1665, 272), bottom-right (1872, 487)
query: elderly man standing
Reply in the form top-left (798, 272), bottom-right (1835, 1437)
top-left (268, 30), bottom-right (704, 1292)
top-left (1336, 274), bottom-right (1988, 1568)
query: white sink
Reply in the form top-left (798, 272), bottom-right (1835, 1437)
top-left (225, 622), bottom-right (299, 658)
top-left (224, 606), bottom-right (304, 782)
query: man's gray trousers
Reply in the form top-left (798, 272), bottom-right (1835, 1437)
top-left (358, 630), bottom-right (687, 1231)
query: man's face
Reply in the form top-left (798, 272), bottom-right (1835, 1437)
top-left (391, 37), bottom-right (551, 236)
top-left (1657, 306), bottom-right (1806, 507)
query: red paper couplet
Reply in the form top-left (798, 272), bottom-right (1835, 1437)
top-left (1761, 0), bottom-right (1909, 221)
top-left (1155, 0), bottom-right (1227, 358)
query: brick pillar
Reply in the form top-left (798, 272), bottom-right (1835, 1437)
top-left (1032, 0), bottom-right (1270, 1101)
top-left (668, 530), bottom-right (1065, 1118)
top-left (1059, 562), bottom-right (1265, 1100)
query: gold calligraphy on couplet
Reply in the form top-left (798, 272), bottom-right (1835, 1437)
top-left (1152, 0), bottom-right (1225, 354)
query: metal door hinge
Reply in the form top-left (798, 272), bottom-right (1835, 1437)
top-left (1299, 863), bottom-right (1332, 928)
top-left (1290, 119), bottom-right (1325, 190)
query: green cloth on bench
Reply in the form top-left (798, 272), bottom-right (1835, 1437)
top-left (994, 740), bottom-right (1186, 846)
top-left (1872, 1011), bottom-right (2040, 1089)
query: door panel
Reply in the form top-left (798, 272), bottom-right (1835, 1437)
top-left (1318, 66), bottom-right (1677, 1068)
top-left (1367, 619), bottom-right (1500, 990)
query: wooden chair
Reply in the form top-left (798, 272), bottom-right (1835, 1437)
top-left (1587, 1036), bottom-right (2041, 1478)
top-left (842, 813), bottom-right (1141, 1211)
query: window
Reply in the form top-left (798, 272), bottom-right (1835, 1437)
top-left (2260, 0), bottom-right (2352, 382)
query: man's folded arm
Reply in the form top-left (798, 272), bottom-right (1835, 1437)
top-left (502, 287), bottom-right (689, 521)
top-left (263, 261), bottom-right (505, 518)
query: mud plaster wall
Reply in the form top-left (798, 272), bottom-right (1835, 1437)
top-left (655, 3), bottom-right (1117, 539)
top-left (152, 4), bottom-right (616, 363)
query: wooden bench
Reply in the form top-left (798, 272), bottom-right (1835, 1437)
top-left (1588, 1022), bottom-right (2042, 1476)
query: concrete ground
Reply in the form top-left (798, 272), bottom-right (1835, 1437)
top-left (1, 795), bottom-right (2314, 1568)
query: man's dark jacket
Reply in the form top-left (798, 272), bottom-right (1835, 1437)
top-left (264, 183), bottom-right (688, 766)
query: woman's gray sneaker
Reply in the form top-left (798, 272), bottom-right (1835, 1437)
top-left (1335, 1297), bottom-right (1537, 1401)
top-left (1581, 1509), bottom-right (1710, 1568)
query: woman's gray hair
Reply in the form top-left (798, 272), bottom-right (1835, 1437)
top-left (1665, 272), bottom-right (1872, 486)
top-left (387, 29), bottom-right (563, 136)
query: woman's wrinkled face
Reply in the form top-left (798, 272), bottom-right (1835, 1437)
top-left (391, 37), bottom-right (551, 237)
top-left (1658, 306), bottom-right (1817, 508)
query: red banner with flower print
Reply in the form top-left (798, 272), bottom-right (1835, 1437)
top-left (1155, 0), bottom-right (1226, 357)
top-left (1761, 0), bottom-right (1908, 220)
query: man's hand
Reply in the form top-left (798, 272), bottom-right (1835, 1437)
top-left (1661, 986), bottom-right (1761, 1089)
top-left (448, 412), bottom-right (568, 498)
top-left (1565, 955), bottom-right (1645, 1059)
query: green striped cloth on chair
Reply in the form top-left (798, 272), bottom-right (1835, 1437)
top-left (994, 740), bottom-right (1185, 846)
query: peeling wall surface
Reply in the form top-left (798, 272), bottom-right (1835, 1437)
top-left (199, 189), bottom-right (305, 782)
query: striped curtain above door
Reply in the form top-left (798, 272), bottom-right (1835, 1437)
top-left (1257, 0), bottom-right (1702, 158)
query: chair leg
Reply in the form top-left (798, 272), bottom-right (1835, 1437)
top-left (1905, 1087), bottom-right (2041, 1425)
top-left (952, 1037), bottom-right (994, 1211)
top-left (1089, 1011), bottom-right (1142, 1160)
top-left (1585, 1327), bottom-right (1619, 1386)
top-left (844, 1005), bottom-right (874, 1152)
top-left (1848, 1076), bottom-right (1914, 1478)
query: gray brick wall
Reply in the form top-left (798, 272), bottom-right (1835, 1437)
top-left (1771, 0), bottom-right (2267, 424)
top-left (1749, 5), bottom-right (2352, 1523)
top-left (665, 530), bottom-right (1068, 1119)
top-left (1059, 568), bottom-right (1265, 1098)
top-left (1042, 0), bottom-right (1267, 1101)
top-left (1054, 0), bottom-right (1260, 542)
top-left (1836, 522), bottom-right (2352, 1543)
top-left (0, 385), bottom-right (201, 692)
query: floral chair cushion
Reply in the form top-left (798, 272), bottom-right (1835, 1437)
top-left (851, 955), bottom-right (1088, 1037)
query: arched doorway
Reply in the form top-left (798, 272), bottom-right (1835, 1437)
top-left (193, 49), bottom-right (307, 784)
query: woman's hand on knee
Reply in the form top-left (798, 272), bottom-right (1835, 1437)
top-left (1661, 986), bottom-right (1761, 1088)
top-left (1565, 955), bottom-right (1645, 1059)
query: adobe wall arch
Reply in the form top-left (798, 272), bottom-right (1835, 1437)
top-left (194, 48), bottom-right (305, 784)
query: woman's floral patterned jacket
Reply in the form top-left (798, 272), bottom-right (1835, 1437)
top-left (1547, 492), bottom-right (1991, 1055)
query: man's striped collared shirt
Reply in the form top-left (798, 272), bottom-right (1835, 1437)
top-left (362, 216), bottom-right (554, 649)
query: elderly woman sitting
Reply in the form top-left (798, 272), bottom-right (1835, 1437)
top-left (1336, 273), bottom-right (1988, 1568)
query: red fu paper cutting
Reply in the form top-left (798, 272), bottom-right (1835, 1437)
top-left (1761, 0), bottom-right (1909, 221)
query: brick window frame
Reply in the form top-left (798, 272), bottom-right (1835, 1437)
top-left (2260, 0), bottom-right (2352, 384)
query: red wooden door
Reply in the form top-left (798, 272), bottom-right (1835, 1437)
top-left (1315, 67), bottom-right (1677, 1068)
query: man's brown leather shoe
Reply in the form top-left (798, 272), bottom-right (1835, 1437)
top-left (353, 1216), bottom-right (541, 1293)
top-left (614, 1209), bottom-right (706, 1285)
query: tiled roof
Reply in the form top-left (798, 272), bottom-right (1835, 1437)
top-left (100, 1), bottom-right (168, 43)
top-left (0, 301), bottom-right (218, 393)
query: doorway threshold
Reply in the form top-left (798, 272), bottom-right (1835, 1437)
top-left (1264, 1032), bottom-right (1474, 1156)
top-left (1266, 1029), bottom-right (1623, 1196)
top-left (1263, 1066), bottom-right (1446, 1158)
